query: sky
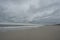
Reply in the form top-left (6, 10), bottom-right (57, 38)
top-left (0, 0), bottom-right (60, 24)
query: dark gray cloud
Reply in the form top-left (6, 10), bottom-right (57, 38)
top-left (0, 0), bottom-right (60, 24)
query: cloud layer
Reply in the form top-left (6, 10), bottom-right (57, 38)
top-left (0, 0), bottom-right (60, 24)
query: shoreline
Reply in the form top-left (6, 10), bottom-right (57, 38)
top-left (0, 25), bottom-right (60, 40)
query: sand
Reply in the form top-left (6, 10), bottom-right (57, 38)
top-left (0, 25), bottom-right (60, 40)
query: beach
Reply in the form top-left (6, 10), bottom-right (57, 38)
top-left (0, 25), bottom-right (60, 40)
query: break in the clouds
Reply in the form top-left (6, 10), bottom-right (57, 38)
top-left (0, 0), bottom-right (60, 24)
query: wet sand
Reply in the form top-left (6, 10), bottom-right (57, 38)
top-left (0, 25), bottom-right (60, 40)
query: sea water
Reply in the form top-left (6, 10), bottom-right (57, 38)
top-left (0, 22), bottom-right (55, 32)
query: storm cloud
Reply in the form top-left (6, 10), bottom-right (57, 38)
top-left (0, 0), bottom-right (60, 24)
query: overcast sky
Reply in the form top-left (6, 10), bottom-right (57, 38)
top-left (0, 0), bottom-right (60, 24)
